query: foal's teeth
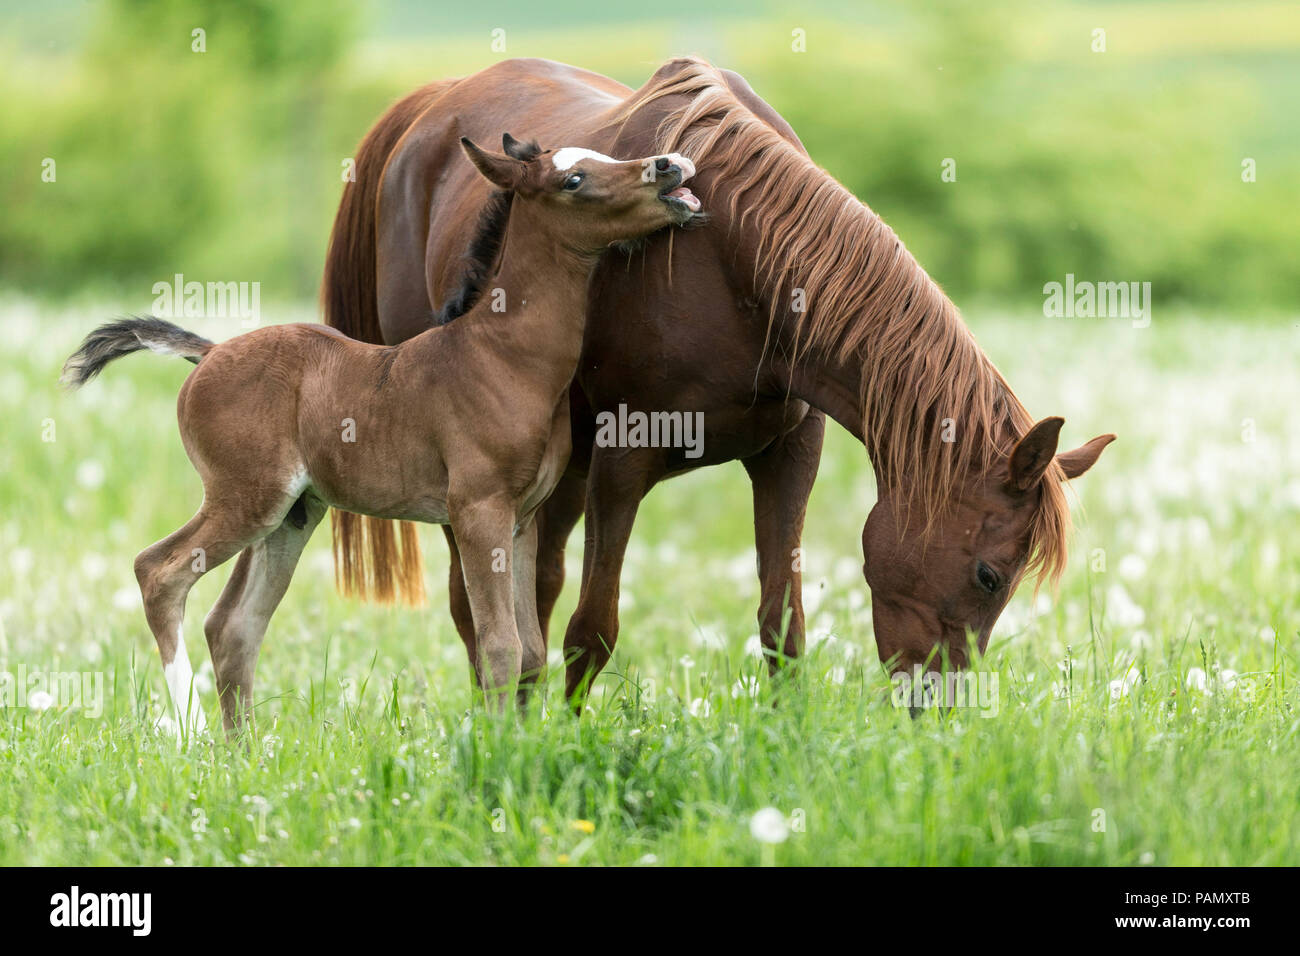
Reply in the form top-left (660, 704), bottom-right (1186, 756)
top-left (664, 187), bottom-right (702, 213)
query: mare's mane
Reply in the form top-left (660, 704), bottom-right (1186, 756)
top-left (618, 57), bottom-right (1070, 585)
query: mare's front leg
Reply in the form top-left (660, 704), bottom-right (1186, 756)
top-left (561, 446), bottom-right (658, 709)
top-left (449, 493), bottom-right (522, 711)
top-left (742, 409), bottom-right (825, 672)
top-left (533, 469), bottom-right (586, 645)
top-left (204, 494), bottom-right (328, 734)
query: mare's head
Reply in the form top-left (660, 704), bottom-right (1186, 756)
top-left (459, 134), bottom-right (702, 252)
top-left (863, 417), bottom-right (1114, 673)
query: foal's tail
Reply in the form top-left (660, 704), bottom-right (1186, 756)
top-left (60, 316), bottom-right (214, 389)
top-left (319, 82), bottom-right (451, 608)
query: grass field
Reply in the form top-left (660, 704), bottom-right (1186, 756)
top-left (1, 301), bottom-right (1297, 866)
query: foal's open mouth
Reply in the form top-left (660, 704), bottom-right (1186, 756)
top-left (660, 185), bottom-right (702, 214)
top-left (656, 158), bottom-right (702, 215)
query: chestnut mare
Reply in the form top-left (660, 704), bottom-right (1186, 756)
top-left (325, 57), bottom-right (1114, 706)
top-left (61, 136), bottom-right (702, 734)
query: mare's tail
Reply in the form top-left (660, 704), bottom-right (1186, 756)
top-left (321, 82), bottom-right (453, 607)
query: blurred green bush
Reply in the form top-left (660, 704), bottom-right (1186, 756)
top-left (1, 0), bottom-right (1296, 311)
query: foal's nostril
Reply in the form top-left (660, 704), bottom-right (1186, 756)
top-left (655, 157), bottom-right (670, 173)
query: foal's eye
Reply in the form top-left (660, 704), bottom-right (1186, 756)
top-left (562, 172), bottom-right (584, 191)
top-left (976, 561), bottom-right (1001, 594)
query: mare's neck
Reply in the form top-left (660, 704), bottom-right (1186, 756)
top-left (781, 350), bottom-right (867, 445)
top-left (716, 172), bottom-right (989, 484)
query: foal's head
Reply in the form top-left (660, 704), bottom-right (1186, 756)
top-left (460, 134), bottom-right (701, 252)
top-left (862, 417), bottom-right (1114, 674)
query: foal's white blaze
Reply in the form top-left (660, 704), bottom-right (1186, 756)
top-left (162, 625), bottom-right (208, 738)
top-left (551, 147), bottom-right (618, 171)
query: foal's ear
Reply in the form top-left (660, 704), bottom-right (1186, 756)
top-left (501, 132), bottom-right (542, 161)
top-left (1007, 417), bottom-right (1064, 490)
top-left (1057, 433), bottom-right (1116, 480)
top-left (460, 137), bottom-right (524, 190)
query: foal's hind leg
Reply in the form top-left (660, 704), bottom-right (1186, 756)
top-left (204, 495), bottom-right (327, 733)
top-left (134, 511), bottom-right (261, 740)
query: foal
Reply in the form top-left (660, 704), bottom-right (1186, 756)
top-left (62, 135), bottom-right (702, 735)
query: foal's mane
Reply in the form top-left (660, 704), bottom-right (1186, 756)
top-left (433, 136), bottom-right (548, 326)
top-left (432, 189), bottom-right (513, 326)
top-left (619, 57), bottom-right (1069, 585)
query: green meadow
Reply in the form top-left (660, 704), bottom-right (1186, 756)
top-left (1, 303), bottom-right (1296, 865)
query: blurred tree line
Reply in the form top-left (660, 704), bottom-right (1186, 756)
top-left (2, 0), bottom-right (374, 300)
top-left (1, 0), bottom-right (1296, 312)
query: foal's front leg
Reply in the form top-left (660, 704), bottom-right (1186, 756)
top-left (512, 516), bottom-right (546, 707)
top-left (450, 495), bottom-right (522, 711)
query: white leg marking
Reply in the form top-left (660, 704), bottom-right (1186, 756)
top-left (286, 466), bottom-right (311, 498)
top-left (162, 625), bottom-right (208, 739)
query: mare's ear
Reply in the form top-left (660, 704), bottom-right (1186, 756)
top-left (1006, 417), bottom-right (1064, 490)
top-left (460, 137), bottom-right (524, 190)
top-left (1057, 433), bottom-right (1116, 480)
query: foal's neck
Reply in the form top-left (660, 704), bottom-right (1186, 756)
top-left (458, 200), bottom-right (601, 386)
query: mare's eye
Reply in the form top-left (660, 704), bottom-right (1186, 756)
top-left (976, 561), bottom-right (1001, 594)
top-left (562, 172), bottom-right (584, 191)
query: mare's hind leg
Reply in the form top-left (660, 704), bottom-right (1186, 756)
top-left (512, 517), bottom-right (546, 706)
top-left (742, 410), bottom-right (825, 673)
top-left (134, 510), bottom-right (268, 740)
top-left (204, 494), bottom-right (327, 733)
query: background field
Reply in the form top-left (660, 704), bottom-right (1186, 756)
top-left (3, 0), bottom-right (1299, 310)
top-left (1, 0), bottom-right (1298, 865)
